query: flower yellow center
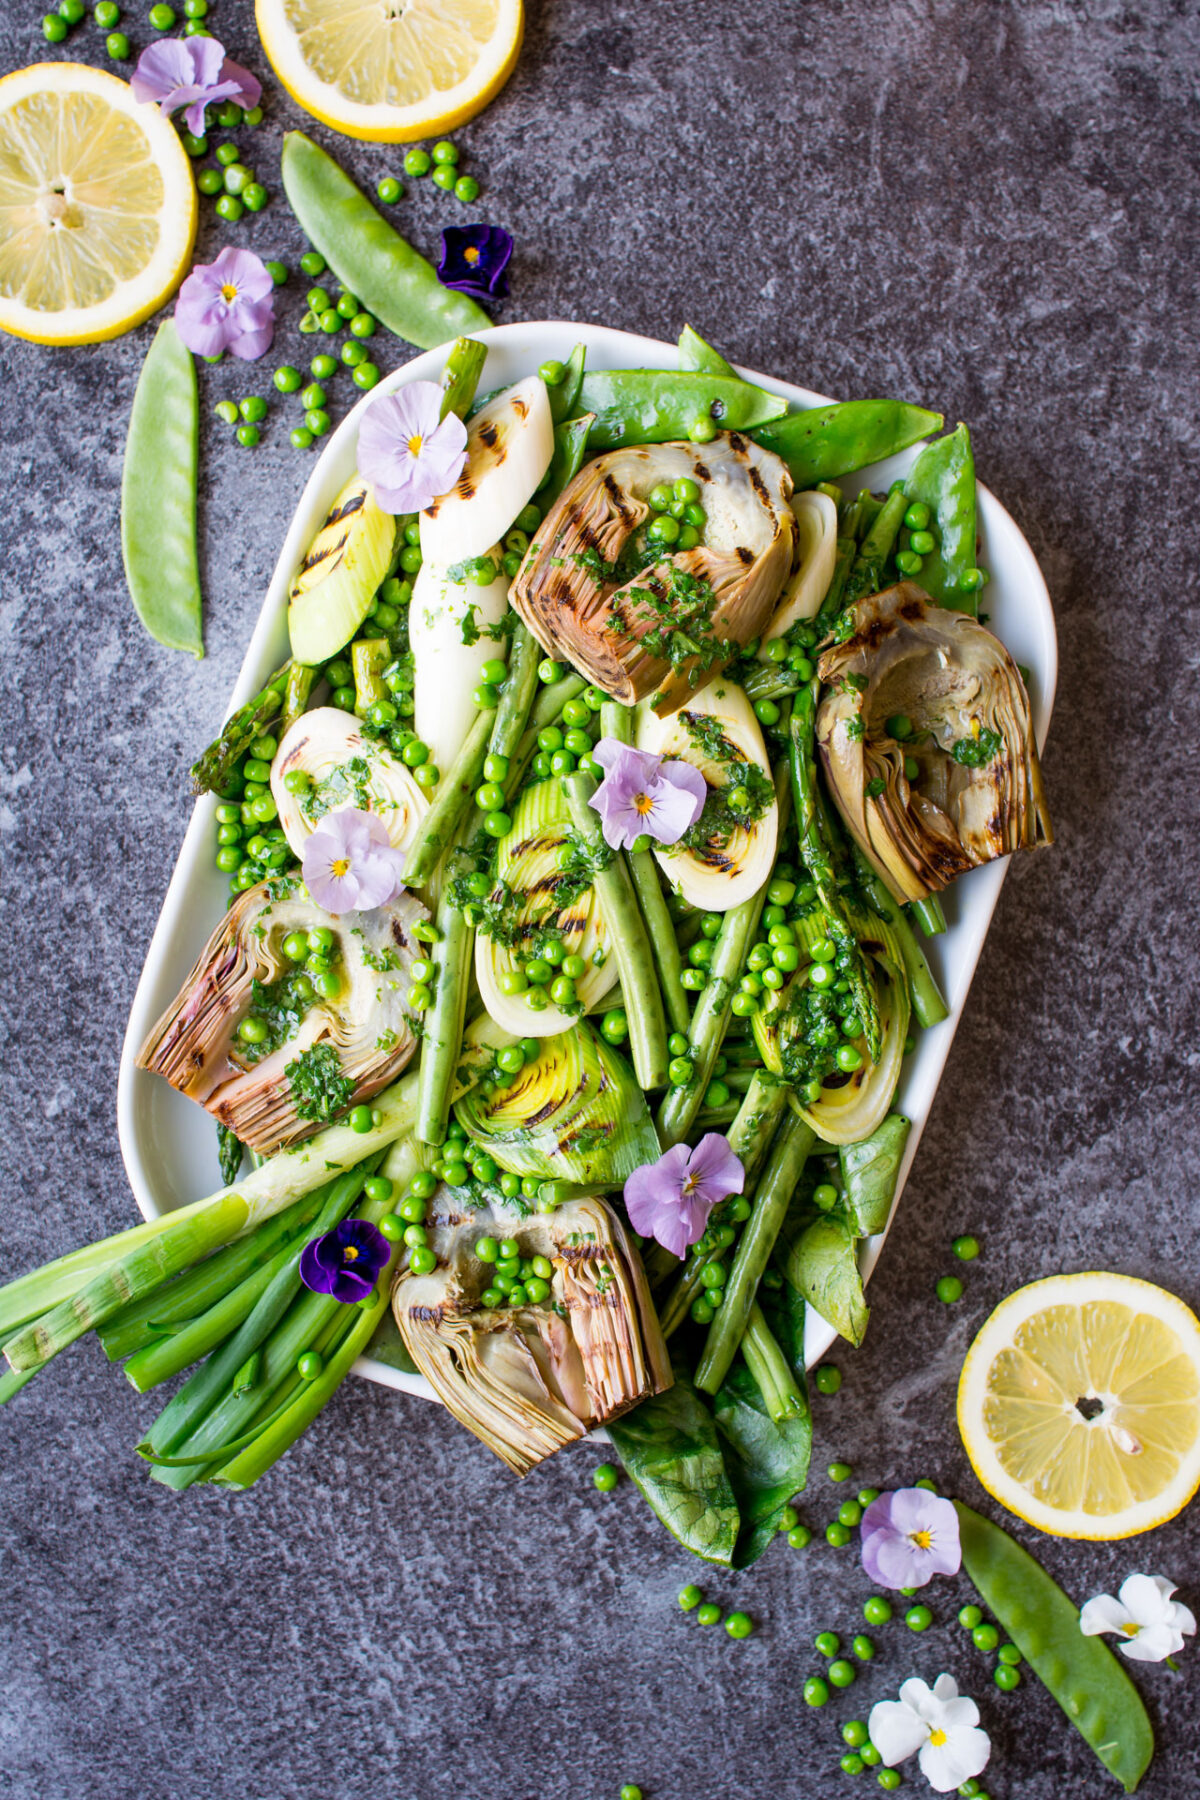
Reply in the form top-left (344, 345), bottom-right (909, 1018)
top-left (682, 1172), bottom-right (699, 1195)
top-left (344, 1244), bottom-right (359, 1261)
top-left (464, 246), bottom-right (481, 265)
top-left (220, 283), bottom-right (238, 302)
top-left (633, 791), bottom-right (655, 814)
top-left (929, 1729), bottom-right (947, 1748)
top-left (910, 1529), bottom-right (933, 1550)
top-left (408, 433), bottom-right (424, 457)
top-left (1123, 1622), bottom-right (1140, 1636)
top-left (331, 857), bottom-right (351, 877)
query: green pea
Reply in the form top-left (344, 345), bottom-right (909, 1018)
top-left (814, 1630), bottom-right (839, 1657)
top-left (859, 1745), bottom-right (881, 1768)
top-left (296, 1349), bottom-right (324, 1380)
top-left (725, 1611), bottom-right (753, 1640)
top-left (336, 290), bottom-right (359, 319)
top-left (105, 27), bottom-right (131, 52)
top-left (906, 1605), bottom-right (933, 1632)
top-left (431, 138), bottom-right (459, 164)
top-left (305, 408), bottom-right (331, 436)
top-left (432, 164), bottom-right (455, 190)
top-left (814, 1364), bottom-right (841, 1395)
top-left (828, 1659), bottom-right (856, 1689)
top-left (895, 549), bottom-right (924, 576)
top-left (689, 415), bottom-right (717, 443)
top-left (877, 1772), bottom-right (901, 1792)
top-left (236, 424), bottom-right (260, 447)
top-left (454, 174), bottom-right (480, 202)
top-left (838, 1500), bottom-right (863, 1527)
top-left (903, 502), bottom-right (930, 530)
top-left (215, 195), bottom-right (244, 223)
top-left (696, 1603), bottom-right (722, 1627)
top-left (827, 1461), bottom-right (852, 1484)
top-left (958, 1603), bottom-right (983, 1629)
top-left (647, 512), bottom-right (680, 543)
top-left (937, 1274), bottom-right (964, 1303)
top-left (841, 1755), bottom-right (864, 1777)
top-left (620, 1787), bottom-right (643, 1800)
top-left (803, 1676), bottom-right (829, 1708)
top-left (842, 1720), bottom-right (869, 1749)
top-left (213, 399), bottom-right (238, 425)
top-left (148, 1), bottom-right (175, 25)
top-left (994, 1664), bottom-right (1021, 1691)
top-left (592, 1462), bottom-right (618, 1492)
top-left (953, 1233), bottom-right (980, 1260)
top-left (239, 395), bottom-right (267, 423)
top-left (195, 167), bottom-right (222, 196)
top-left (787, 1525), bottom-right (811, 1548)
top-left (909, 529), bottom-right (935, 554)
top-left (94, 0), bottom-right (120, 19)
top-left (826, 1522), bottom-right (851, 1547)
top-left (972, 1621), bottom-right (999, 1651)
top-left (678, 1583), bottom-right (703, 1612)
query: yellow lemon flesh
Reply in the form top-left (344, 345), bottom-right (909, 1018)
top-left (255, 0), bottom-right (523, 141)
top-left (958, 1271), bottom-right (1200, 1539)
top-left (0, 62), bottom-right (196, 346)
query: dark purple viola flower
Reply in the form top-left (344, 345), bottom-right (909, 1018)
top-left (860, 1487), bottom-right (962, 1590)
top-left (436, 224), bottom-right (513, 301)
top-left (299, 1217), bottom-right (391, 1304)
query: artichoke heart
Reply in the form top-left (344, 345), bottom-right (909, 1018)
top-left (271, 706), bottom-right (429, 867)
top-left (287, 476), bottom-right (398, 667)
top-left (636, 678), bottom-right (777, 912)
top-left (510, 433), bottom-right (794, 714)
top-left (752, 906), bottom-right (910, 1146)
top-left (817, 584), bottom-right (1053, 903)
top-left (393, 1193), bottom-right (672, 1475)
top-left (455, 1022), bottom-right (660, 1185)
top-left (475, 777), bottom-right (612, 1037)
top-left (137, 879), bottom-right (428, 1153)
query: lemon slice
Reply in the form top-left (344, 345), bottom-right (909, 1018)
top-left (958, 1271), bottom-right (1200, 1539)
top-left (256, 0), bottom-right (523, 141)
top-left (0, 62), bottom-right (197, 346)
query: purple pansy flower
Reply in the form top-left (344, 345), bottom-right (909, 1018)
top-left (301, 807), bottom-right (406, 915)
top-left (588, 739), bottom-right (707, 852)
top-left (174, 245), bottom-right (275, 361)
top-left (436, 224), bottom-right (513, 300)
top-left (131, 36), bottom-right (261, 137)
top-left (356, 381), bottom-right (468, 514)
top-left (624, 1134), bottom-right (744, 1257)
top-left (299, 1218), bottom-right (391, 1304)
top-left (860, 1487), bottom-right (962, 1590)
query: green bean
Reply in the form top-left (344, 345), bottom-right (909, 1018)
top-left (812, 536), bottom-right (856, 636)
top-left (547, 342), bottom-right (586, 422)
top-left (903, 424), bottom-right (978, 612)
top-left (677, 324), bottom-right (736, 376)
top-left (439, 335), bottom-right (487, 421)
top-left (910, 895), bottom-right (947, 937)
top-left (852, 848), bottom-right (948, 1027)
top-left (280, 662), bottom-right (316, 737)
top-left (121, 320), bottom-right (203, 658)
top-left (955, 1500), bottom-right (1154, 1794)
top-left (578, 370), bottom-right (787, 448)
top-left (505, 674), bottom-right (588, 796)
top-left (545, 412), bottom-right (594, 503)
top-left (741, 1301), bottom-right (807, 1423)
top-left (695, 1109), bottom-right (815, 1394)
top-left (351, 637), bottom-right (390, 713)
top-left (415, 841), bottom-right (476, 1144)
top-left (280, 133), bottom-right (489, 349)
top-left (754, 400), bottom-right (943, 489)
top-left (489, 622), bottom-right (540, 760)
top-left (560, 772), bottom-right (668, 1089)
top-left (190, 663), bottom-right (290, 794)
top-left (403, 706), bottom-right (496, 888)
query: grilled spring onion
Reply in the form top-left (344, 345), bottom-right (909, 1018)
top-left (287, 475), bottom-right (399, 666)
top-left (271, 706), bottom-right (430, 865)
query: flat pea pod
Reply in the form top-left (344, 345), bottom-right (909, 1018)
top-left (121, 319), bottom-right (203, 658)
top-left (903, 422), bottom-right (978, 613)
top-left (753, 399), bottom-right (943, 490)
top-left (677, 323), bottom-right (736, 376)
top-left (955, 1500), bottom-right (1154, 1794)
top-left (839, 1113), bottom-right (910, 1236)
top-left (280, 133), bottom-right (490, 350)
top-left (547, 342), bottom-right (586, 422)
top-left (545, 411), bottom-right (594, 506)
top-left (577, 370), bottom-right (787, 448)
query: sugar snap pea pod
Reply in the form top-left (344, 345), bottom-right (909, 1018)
top-left (578, 370), bottom-right (787, 449)
top-left (280, 133), bottom-right (490, 350)
top-left (753, 399), bottom-right (943, 489)
top-left (560, 771), bottom-right (668, 1089)
top-left (547, 342), bottom-right (586, 422)
top-left (416, 841), bottom-right (476, 1144)
top-left (696, 1109), bottom-right (816, 1395)
top-left (439, 335), bottom-right (487, 422)
top-left (839, 1113), bottom-right (910, 1235)
top-left (852, 847), bottom-right (948, 1027)
top-left (677, 324), bottom-right (736, 376)
top-left (903, 423), bottom-right (978, 612)
top-left (190, 663), bottom-right (290, 795)
top-left (121, 319), bottom-right (203, 659)
top-left (403, 705), bottom-right (496, 889)
top-left (544, 412), bottom-right (594, 507)
top-left (955, 1500), bottom-right (1155, 1794)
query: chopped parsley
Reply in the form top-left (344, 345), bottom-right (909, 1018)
top-left (236, 969), bottom-right (317, 1066)
top-left (285, 1043), bottom-right (355, 1126)
top-left (950, 727), bottom-right (1003, 767)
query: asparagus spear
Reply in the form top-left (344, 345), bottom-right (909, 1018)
top-left (415, 838), bottom-right (476, 1144)
top-left (280, 663), bottom-right (316, 737)
top-left (439, 335), bottom-right (487, 422)
top-left (742, 1302), bottom-right (807, 1423)
top-left (851, 846), bottom-right (949, 1028)
top-left (403, 705), bottom-right (496, 889)
top-left (190, 663), bottom-right (291, 795)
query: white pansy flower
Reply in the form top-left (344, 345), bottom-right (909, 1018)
top-left (868, 1673), bottom-right (991, 1794)
top-left (1080, 1574), bottom-right (1196, 1663)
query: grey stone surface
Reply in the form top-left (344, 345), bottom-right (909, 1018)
top-left (1, 0), bottom-right (1199, 1795)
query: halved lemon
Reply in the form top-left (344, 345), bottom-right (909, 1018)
top-left (958, 1271), bottom-right (1200, 1539)
top-left (0, 63), bottom-right (197, 346)
top-left (255, 0), bottom-right (523, 141)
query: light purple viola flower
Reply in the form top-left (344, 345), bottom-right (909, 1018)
top-left (300, 1217), bottom-right (391, 1304)
top-left (437, 223), bottom-right (513, 301)
top-left (588, 739), bottom-right (707, 852)
top-left (301, 807), bottom-right (406, 915)
top-left (173, 245), bottom-right (275, 360)
top-left (860, 1487), bottom-right (962, 1590)
top-left (356, 381), bottom-right (468, 514)
top-left (624, 1134), bottom-right (744, 1258)
top-left (131, 36), bottom-right (261, 137)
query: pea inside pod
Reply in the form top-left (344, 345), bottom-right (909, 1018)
top-left (120, 319), bottom-right (203, 657)
top-left (753, 398), bottom-right (943, 489)
top-left (577, 369), bottom-right (787, 449)
top-left (954, 1500), bottom-right (1154, 1794)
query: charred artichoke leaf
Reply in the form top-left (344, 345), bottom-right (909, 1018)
top-left (137, 879), bottom-right (428, 1153)
top-left (271, 706), bottom-right (430, 868)
top-left (511, 433), bottom-right (794, 714)
top-left (454, 1020), bottom-right (660, 1185)
top-left (393, 1193), bottom-right (672, 1475)
top-left (817, 584), bottom-right (1053, 903)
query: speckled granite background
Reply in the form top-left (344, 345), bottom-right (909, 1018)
top-left (1, 1), bottom-right (1199, 1795)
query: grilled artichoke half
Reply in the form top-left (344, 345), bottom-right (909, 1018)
top-left (510, 432), bottom-right (794, 714)
top-left (817, 584), bottom-right (1053, 903)
top-left (137, 879), bottom-right (428, 1153)
top-left (271, 707), bottom-right (429, 867)
top-left (393, 1192), bottom-right (672, 1475)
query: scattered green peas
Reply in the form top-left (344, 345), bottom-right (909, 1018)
top-left (215, 195), bottom-right (244, 223)
top-left (877, 1771), bottom-right (901, 1792)
top-left (274, 365), bottom-right (303, 394)
top-left (803, 1676), bottom-right (830, 1708)
top-left (863, 1595), bottom-right (892, 1625)
top-left (842, 1721), bottom-right (869, 1749)
top-left (619, 1788), bottom-right (642, 1800)
top-left (858, 1487), bottom-right (880, 1506)
top-left (148, 1), bottom-right (175, 26)
top-left (787, 1525), bottom-right (812, 1548)
top-left (236, 424), bottom-right (260, 447)
top-left (94, 0), bottom-right (120, 21)
top-left (305, 408), bottom-right (332, 436)
top-left (678, 1583), bottom-right (703, 1611)
top-left (994, 1664), bottom-right (1021, 1691)
top-left (696, 1603), bottom-right (722, 1627)
top-left (105, 28), bottom-right (130, 53)
top-left (906, 1605), bottom-right (933, 1632)
top-left (297, 1349), bottom-right (324, 1380)
top-left (291, 427), bottom-right (314, 450)
top-left (828, 1659), bottom-right (856, 1689)
top-left (841, 1754), bottom-right (865, 1776)
top-left (997, 1642), bottom-right (1022, 1665)
top-left (214, 399), bottom-right (239, 425)
top-left (826, 1522), bottom-right (851, 1547)
top-left (239, 395), bottom-right (267, 423)
top-left (353, 362), bottom-right (381, 390)
top-left (689, 415), bottom-right (717, 443)
top-left (838, 1500), bottom-right (863, 1527)
top-left (592, 1462), bottom-right (618, 1492)
top-left (972, 1622), bottom-right (999, 1651)
top-left (852, 1634), bottom-right (875, 1661)
top-left (828, 1461), bottom-right (852, 1482)
top-left (958, 1604), bottom-right (983, 1629)
top-left (725, 1611), bottom-right (753, 1640)
top-left (431, 138), bottom-right (459, 164)
top-left (814, 1631), bottom-right (839, 1657)
top-left (196, 168), bottom-right (222, 195)
top-left (432, 164), bottom-right (455, 191)
top-left (348, 1104), bottom-right (373, 1134)
top-left (937, 1275), bottom-right (964, 1303)
top-left (376, 175), bottom-right (403, 203)
top-left (409, 1246), bottom-right (437, 1276)
top-left (953, 1234), bottom-right (980, 1260)
top-left (454, 174), bottom-right (480, 202)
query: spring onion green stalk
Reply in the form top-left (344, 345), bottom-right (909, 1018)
top-left (415, 840), bottom-right (475, 1144)
top-left (851, 848), bottom-right (949, 1028)
top-left (403, 705), bottom-right (496, 888)
top-left (742, 1301), bottom-right (807, 1423)
top-left (122, 1234), bottom-right (309, 1392)
top-left (911, 895), bottom-right (947, 936)
top-left (600, 701), bottom-right (691, 1034)
top-left (560, 771), bottom-right (668, 1090)
top-left (695, 1109), bottom-right (815, 1395)
top-left (439, 335), bottom-right (487, 421)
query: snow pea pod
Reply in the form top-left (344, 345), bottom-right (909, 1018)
top-left (121, 319), bottom-right (203, 658)
top-left (578, 370), bottom-right (787, 448)
top-left (754, 399), bottom-right (943, 489)
top-left (955, 1500), bottom-right (1154, 1794)
top-left (903, 422), bottom-right (978, 612)
top-left (677, 323), bottom-right (736, 376)
top-left (547, 342), bottom-right (585, 423)
top-left (280, 133), bottom-right (490, 350)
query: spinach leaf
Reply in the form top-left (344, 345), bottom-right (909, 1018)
top-left (715, 1287), bottom-right (812, 1568)
top-left (782, 1210), bottom-right (869, 1347)
top-left (840, 1113), bottom-right (911, 1236)
top-left (607, 1354), bottom-right (738, 1566)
